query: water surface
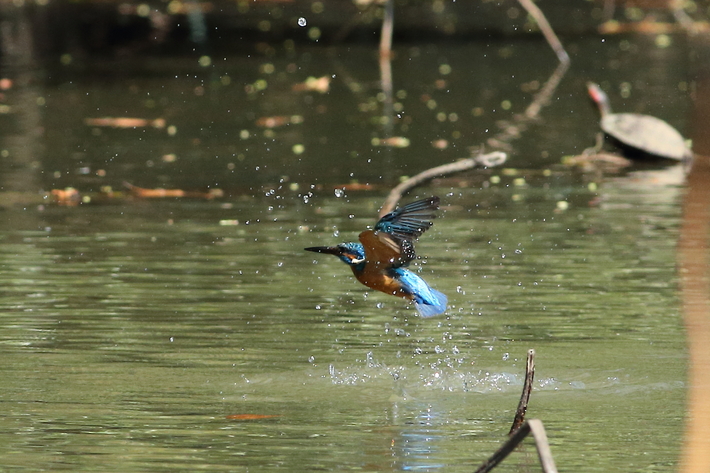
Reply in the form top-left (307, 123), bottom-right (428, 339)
top-left (0, 34), bottom-right (690, 472)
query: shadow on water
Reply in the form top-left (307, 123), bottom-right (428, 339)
top-left (0, 3), bottom-right (702, 471)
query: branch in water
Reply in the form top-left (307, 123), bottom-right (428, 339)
top-left (509, 349), bottom-right (535, 435)
top-left (379, 151), bottom-right (506, 217)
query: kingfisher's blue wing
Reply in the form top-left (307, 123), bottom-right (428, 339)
top-left (375, 196), bottom-right (440, 242)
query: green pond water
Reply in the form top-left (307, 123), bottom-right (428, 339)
top-left (0, 34), bottom-right (691, 472)
top-left (0, 171), bottom-right (686, 472)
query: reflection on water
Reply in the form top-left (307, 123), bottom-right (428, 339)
top-left (397, 406), bottom-right (445, 471)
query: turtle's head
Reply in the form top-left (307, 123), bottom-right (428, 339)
top-left (586, 82), bottom-right (612, 116)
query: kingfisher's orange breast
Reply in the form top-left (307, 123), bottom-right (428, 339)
top-left (350, 264), bottom-right (410, 299)
top-left (350, 230), bottom-right (414, 300)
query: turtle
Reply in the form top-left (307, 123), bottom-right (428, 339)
top-left (587, 82), bottom-right (693, 162)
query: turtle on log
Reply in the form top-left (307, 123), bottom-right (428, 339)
top-left (587, 82), bottom-right (693, 163)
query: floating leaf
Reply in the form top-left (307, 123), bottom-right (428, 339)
top-left (225, 414), bottom-right (281, 420)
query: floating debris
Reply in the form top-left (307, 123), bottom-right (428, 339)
top-left (333, 182), bottom-right (374, 191)
top-left (84, 117), bottom-right (167, 129)
top-left (51, 187), bottom-right (81, 206)
top-left (219, 219), bottom-right (239, 226)
top-left (292, 76), bottom-right (330, 93)
top-left (124, 182), bottom-right (223, 199)
top-left (255, 115), bottom-right (304, 128)
top-left (225, 414), bottom-right (281, 421)
top-left (371, 136), bottom-right (410, 148)
top-left (431, 139), bottom-right (449, 150)
top-left (562, 152), bottom-right (632, 172)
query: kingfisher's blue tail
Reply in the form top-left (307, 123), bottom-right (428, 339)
top-left (393, 267), bottom-right (447, 318)
top-left (414, 288), bottom-right (448, 318)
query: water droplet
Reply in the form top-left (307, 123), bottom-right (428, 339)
top-left (502, 352), bottom-right (509, 361)
top-left (308, 355), bottom-right (315, 363)
top-left (315, 304), bottom-right (321, 310)
top-left (298, 17), bottom-right (307, 27)
top-left (334, 188), bottom-right (344, 198)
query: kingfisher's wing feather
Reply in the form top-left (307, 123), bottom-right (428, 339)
top-left (359, 230), bottom-right (409, 267)
top-left (375, 196), bottom-right (440, 241)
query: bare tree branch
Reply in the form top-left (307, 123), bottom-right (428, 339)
top-left (379, 152), bottom-right (506, 217)
top-left (509, 349), bottom-right (535, 435)
top-left (518, 0), bottom-right (569, 65)
top-left (474, 419), bottom-right (558, 473)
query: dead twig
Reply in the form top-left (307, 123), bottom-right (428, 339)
top-left (474, 419), bottom-right (558, 473)
top-left (518, 0), bottom-right (570, 119)
top-left (474, 350), bottom-right (557, 473)
top-left (378, 0), bottom-right (395, 137)
top-left (509, 349), bottom-right (535, 435)
top-left (379, 0), bottom-right (394, 60)
top-left (330, 0), bottom-right (381, 44)
top-left (379, 151), bottom-right (506, 217)
top-left (517, 0), bottom-right (569, 66)
top-left (380, 0), bottom-right (563, 213)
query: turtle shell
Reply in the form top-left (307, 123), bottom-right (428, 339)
top-left (600, 113), bottom-right (690, 161)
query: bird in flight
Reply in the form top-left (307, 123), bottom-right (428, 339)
top-left (305, 196), bottom-right (447, 317)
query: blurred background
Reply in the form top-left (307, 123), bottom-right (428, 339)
top-left (0, 1), bottom-right (709, 472)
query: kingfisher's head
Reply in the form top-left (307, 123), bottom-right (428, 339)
top-left (305, 242), bottom-right (366, 267)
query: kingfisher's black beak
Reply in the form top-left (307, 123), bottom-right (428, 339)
top-left (305, 246), bottom-right (342, 256)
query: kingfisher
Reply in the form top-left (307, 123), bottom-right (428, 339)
top-left (305, 196), bottom-right (447, 317)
